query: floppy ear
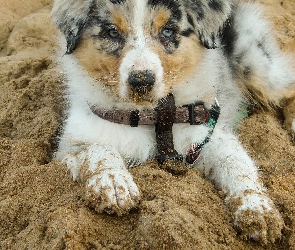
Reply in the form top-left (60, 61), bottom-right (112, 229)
top-left (51, 0), bottom-right (94, 54)
top-left (183, 0), bottom-right (232, 49)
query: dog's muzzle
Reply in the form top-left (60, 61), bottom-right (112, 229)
top-left (128, 70), bottom-right (155, 94)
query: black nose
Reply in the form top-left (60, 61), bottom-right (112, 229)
top-left (128, 70), bottom-right (155, 94)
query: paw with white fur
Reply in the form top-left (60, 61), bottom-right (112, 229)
top-left (228, 192), bottom-right (284, 244)
top-left (61, 144), bottom-right (141, 215)
top-left (84, 168), bottom-right (140, 215)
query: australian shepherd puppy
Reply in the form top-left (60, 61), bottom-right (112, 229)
top-left (51, 0), bottom-right (295, 243)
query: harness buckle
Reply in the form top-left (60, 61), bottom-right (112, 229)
top-left (187, 102), bottom-right (205, 125)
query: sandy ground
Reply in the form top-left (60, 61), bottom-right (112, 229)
top-left (0, 0), bottom-right (295, 249)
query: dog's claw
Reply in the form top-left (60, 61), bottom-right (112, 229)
top-left (248, 232), bottom-right (262, 242)
top-left (103, 207), bottom-right (116, 215)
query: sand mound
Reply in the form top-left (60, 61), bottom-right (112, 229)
top-left (1, 1), bottom-right (295, 249)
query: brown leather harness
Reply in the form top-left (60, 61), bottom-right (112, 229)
top-left (90, 94), bottom-right (220, 164)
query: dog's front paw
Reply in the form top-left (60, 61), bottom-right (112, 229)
top-left (85, 169), bottom-right (140, 215)
top-left (229, 193), bottom-right (284, 244)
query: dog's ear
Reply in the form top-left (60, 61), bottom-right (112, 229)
top-left (183, 0), bottom-right (232, 49)
top-left (51, 0), bottom-right (94, 54)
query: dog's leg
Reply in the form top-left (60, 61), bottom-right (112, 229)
top-left (227, 2), bottom-right (295, 113)
top-left (63, 144), bottom-right (140, 215)
top-left (197, 128), bottom-right (284, 244)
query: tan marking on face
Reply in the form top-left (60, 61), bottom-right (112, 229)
top-left (112, 10), bottom-right (129, 35)
top-left (73, 37), bottom-right (122, 96)
top-left (152, 34), bottom-right (204, 93)
top-left (152, 8), bottom-right (171, 34)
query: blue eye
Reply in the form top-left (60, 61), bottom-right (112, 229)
top-left (162, 28), bottom-right (175, 38)
top-left (108, 28), bottom-right (120, 38)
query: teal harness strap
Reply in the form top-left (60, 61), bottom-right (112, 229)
top-left (185, 99), bottom-right (220, 165)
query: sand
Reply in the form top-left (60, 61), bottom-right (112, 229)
top-left (0, 0), bottom-right (295, 249)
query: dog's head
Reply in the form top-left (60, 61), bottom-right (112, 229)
top-left (52, 0), bottom-right (232, 106)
